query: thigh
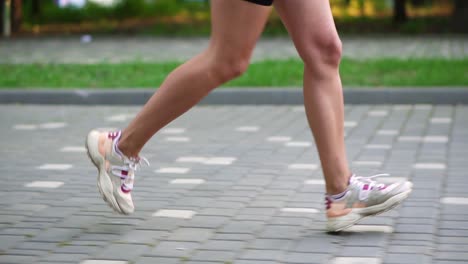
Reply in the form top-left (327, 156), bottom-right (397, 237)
top-left (209, 0), bottom-right (272, 57)
top-left (273, 0), bottom-right (340, 60)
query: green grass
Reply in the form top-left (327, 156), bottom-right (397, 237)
top-left (1, 58), bottom-right (467, 88)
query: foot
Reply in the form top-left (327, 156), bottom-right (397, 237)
top-left (85, 130), bottom-right (148, 214)
top-left (326, 173), bottom-right (412, 232)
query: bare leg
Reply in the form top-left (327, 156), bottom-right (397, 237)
top-left (118, 1), bottom-right (272, 157)
top-left (274, 0), bottom-right (351, 195)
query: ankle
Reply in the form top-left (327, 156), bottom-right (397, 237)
top-left (116, 137), bottom-right (138, 158)
top-left (326, 173), bottom-right (352, 195)
top-left (326, 185), bottom-right (348, 196)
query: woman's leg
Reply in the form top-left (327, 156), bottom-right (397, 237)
top-left (274, 0), bottom-right (412, 232)
top-left (274, 0), bottom-right (349, 195)
top-left (86, 0), bottom-right (272, 214)
top-left (118, 1), bottom-right (272, 157)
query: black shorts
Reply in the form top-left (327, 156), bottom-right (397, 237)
top-left (244, 0), bottom-right (274, 6)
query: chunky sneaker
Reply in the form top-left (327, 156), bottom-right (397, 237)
top-left (326, 174), bottom-right (412, 232)
top-left (85, 130), bottom-right (148, 214)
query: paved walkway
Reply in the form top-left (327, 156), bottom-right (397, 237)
top-left (1, 36), bottom-right (467, 64)
top-left (1, 104), bottom-right (467, 264)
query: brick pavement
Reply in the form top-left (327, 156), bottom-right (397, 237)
top-left (0, 36), bottom-right (467, 64)
top-left (1, 104), bottom-right (467, 264)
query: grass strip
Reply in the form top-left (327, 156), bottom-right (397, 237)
top-left (1, 58), bottom-right (467, 88)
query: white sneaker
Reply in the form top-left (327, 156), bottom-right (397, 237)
top-left (326, 173), bottom-right (413, 232)
top-left (86, 130), bottom-right (148, 214)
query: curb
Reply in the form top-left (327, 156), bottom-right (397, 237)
top-left (1, 88), bottom-right (468, 105)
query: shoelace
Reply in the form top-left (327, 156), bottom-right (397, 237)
top-left (125, 156), bottom-right (150, 171)
top-left (350, 173), bottom-right (389, 190)
top-left (121, 156), bottom-right (150, 191)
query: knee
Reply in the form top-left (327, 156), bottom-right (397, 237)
top-left (303, 34), bottom-right (342, 69)
top-left (211, 54), bottom-right (250, 83)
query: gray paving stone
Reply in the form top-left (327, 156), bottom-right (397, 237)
top-left (138, 218), bottom-right (183, 231)
top-left (391, 233), bottom-right (434, 241)
top-left (3, 249), bottom-right (48, 257)
top-left (387, 245), bottom-right (433, 254)
top-left (234, 260), bottom-right (278, 264)
top-left (117, 230), bottom-right (168, 245)
top-left (0, 104), bottom-right (467, 263)
top-left (438, 237), bottom-right (468, 244)
top-left (384, 253), bottom-right (432, 264)
top-left (0, 215), bottom-right (26, 224)
top-left (399, 207), bottom-right (438, 219)
top-left (437, 244), bottom-right (468, 252)
top-left (218, 221), bottom-right (265, 234)
top-left (434, 261), bottom-right (468, 264)
top-left (239, 249), bottom-right (284, 261)
top-left (281, 252), bottom-right (329, 264)
top-left (338, 246), bottom-right (382, 258)
top-left (0, 235), bottom-right (25, 251)
top-left (291, 237), bottom-right (339, 254)
top-left (435, 252), bottom-right (468, 261)
top-left (40, 253), bottom-right (88, 262)
top-left (191, 250), bottom-right (236, 262)
top-left (394, 224), bottom-right (436, 234)
top-left (181, 216), bottom-right (229, 229)
top-left (54, 245), bottom-right (101, 254)
top-left (389, 240), bottom-right (433, 247)
top-left (14, 241), bottom-right (58, 251)
top-left (234, 214), bottom-right (272, 221)
top-left (94, 244), bottom-right (151, 261)
top-left (439, 229), bottom-right (468, 237)
top-left (85, 224), bottom-right (133, 235)
top-left (0, 254), bottom-right (37, 264)
top-left (440, 221), bottom-right (468, 230)
top-left (0, 227), bottom-right (42, 237)
top-left (74, 233), bottom-right (121, 242)
top-left (167, 228), bottom-right (214, 242)
top-left (268, 217), bottom-right (310, 226)
top-left (342, 232), bottom-right (388, 247)
top-left (396, 217), bottom-right (437, 225)
top-left (248, 239), bottom-right (292, 250)
top-left (259, 225), bottom-right (304, 239)
top-left (146, 241), bottom-right (199, 257)
top-left (31, 228), bottom-right (82, 243)
top-left (56, 215), bottom-right (103, 229)
top-left (198, 208), bottom-right (238, 217)
top-left (135, 256), bottom-right (181, 264)
top-left (184, 260), bottom-right (225, 264)
top-left (200, 240), bottom-right (246, 251)
top-left (211, 233), bottom-right (255, 241)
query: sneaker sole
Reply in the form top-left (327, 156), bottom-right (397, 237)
top-left (85, 130), bottom-right (125, 215)
top-left (326, 187), bottom-right (412, 232)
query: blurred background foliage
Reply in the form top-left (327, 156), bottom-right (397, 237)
top-left (2, 0), bottom-right (467, 35)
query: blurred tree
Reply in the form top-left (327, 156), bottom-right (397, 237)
top-left (12, 0), bottom-right (21, 32)
top-left (342, 0), bottom-right (410, 23)
top-left (1, 1), bottom-right (4, 33)
top-left (1, 0), bottom-right (11, 36)
top-left (452, 0), bottom-right (468, 32)
top-left (393, 0), bottom-right (407, 23)
top-left (31, 0), bottom-right (40, 20)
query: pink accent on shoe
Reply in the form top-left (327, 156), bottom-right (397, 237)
top-left (378, 185), bottom-right (387, 190)
top-left (108, 131), bottom-right (120, 140)
top-left (325, 197), bottom-right (332, 210)
top-left (121, 185), bottom-right (131, 193)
